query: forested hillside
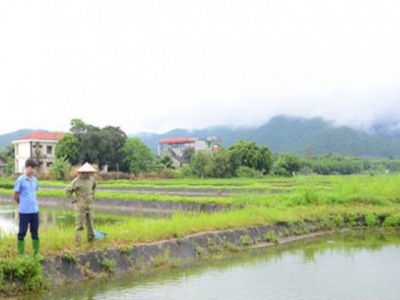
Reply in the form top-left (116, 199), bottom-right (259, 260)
top-left (134, 116), bottom-right (400, 157)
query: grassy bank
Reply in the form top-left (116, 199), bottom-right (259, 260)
top-left (1, 174), bottom-right (400, 295)
top-left (0, 174), bottom-right (399, 256)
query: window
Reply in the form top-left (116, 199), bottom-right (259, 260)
top-left (47, 162), bottom-right (52, 167)
top-left (47, 146), bottom-right (52, 154)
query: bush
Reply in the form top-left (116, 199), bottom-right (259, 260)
top-left (235, 166), bottom-right (259, 178)
top-left (49, 157), bottom-right (71, 180)
top-left (365, 213), bottom-right (379, 227)
top-left (99, 171), bottom-right (131, 180)
top-left (179, 165), bottom-right (194, 177)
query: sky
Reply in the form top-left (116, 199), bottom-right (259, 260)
top-left (1, 0), bottom-right (399, 135)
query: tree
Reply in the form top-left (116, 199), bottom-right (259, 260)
top-left (183, 148), bottom-right (195, 163)
top-left (159, 155), bottom-right (174, 169)
top-left (190, 151), bottom-right (212, 178)
top-left (79, 126), bottom-right (102, 165)
top-left (97, 126), bottom-right (127, 170)
top-left (228, 140), bottom-right (273, 175)
top-left (55, 133), bottom-right (80, 165)
top-left (121, 138), bottom-right (155, 174)
top-left (211, 150), bottom-right (232, 178)
top-left (70, 118), bottom-right (88, 137)
top-left (0, 145), bottom-right (14, 175)
top-left (72, 122), bottom-right (127, 171)
top-left (50, 157), bottom-right (71, 180)
top-left (274, 153), bottom-right (300, 176)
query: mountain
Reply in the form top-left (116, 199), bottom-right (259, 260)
top-left (2, 116), bottom-right (400, 157)
top-left (0, 129), bottom-right (48, 150)
top-left (133, 116), bottom-right (400, 157)
top-left (368, 120), bottom-right (400, 140)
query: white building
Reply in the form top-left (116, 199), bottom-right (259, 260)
top-left (12, 132), bottom-right (64, 174)
top-left (158, 136), bottom-right (221, 168)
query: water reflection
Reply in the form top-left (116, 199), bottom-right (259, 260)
top-left (0, 206), bottom-right (18, 235)
top-left (18, 230), bottom-right (400, 300)
top-left (0, 205), bottom-right (124, 236)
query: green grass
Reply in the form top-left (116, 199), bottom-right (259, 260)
top-left (1, 174), bottom-right (400, 258)
top-left (2, 173), bottom-right (400, 296)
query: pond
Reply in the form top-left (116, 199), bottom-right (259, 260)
top-left (0, 205), bottom-right (167, 236)
top-left (19, 230), bottom-right (400, 300)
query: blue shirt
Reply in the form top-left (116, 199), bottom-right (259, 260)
top-left (14, 174), bottom-right (39, 213)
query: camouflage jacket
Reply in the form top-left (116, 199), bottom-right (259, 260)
top-left (65, 175), bottom-right (97, 209)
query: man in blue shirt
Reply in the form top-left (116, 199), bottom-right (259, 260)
top-left (13, 158), bottom-right (40, 256)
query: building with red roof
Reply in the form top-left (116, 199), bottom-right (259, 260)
top-left (12, 132), bottom-right (64, 174)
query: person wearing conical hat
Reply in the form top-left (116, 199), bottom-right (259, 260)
top-left (64, 162), bottom-right (97, 246)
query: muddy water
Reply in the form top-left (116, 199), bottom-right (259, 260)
top-left (22, 230), bottom-right (400, 300)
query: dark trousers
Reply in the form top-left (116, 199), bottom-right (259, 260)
top-left (18, 213), bottom-right (39, 241)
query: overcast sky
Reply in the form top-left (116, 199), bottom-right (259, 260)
top-left (1, 0), bottom-right (399, 135)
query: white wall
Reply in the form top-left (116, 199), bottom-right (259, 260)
top-left (13, 140), bottom-right (58, 174)
top-left (14, 142), bottom-right (31, 173)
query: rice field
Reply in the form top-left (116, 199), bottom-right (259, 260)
top-left (0, 174), bottom-right (400, 258)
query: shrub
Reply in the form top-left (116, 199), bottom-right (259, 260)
top-left (365, 213), bottom-right (379, 227)
top-left (235, 166), bottom-right (258, 178)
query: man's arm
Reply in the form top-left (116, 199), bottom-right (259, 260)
top-left (65, 178), bottom-right (79, 203)
top-left (92, 179), bottom-right (97, 200)
top-left (13, 191), bottom-right (19, 204)
top-left (13, 178), bottom-right (21, 205)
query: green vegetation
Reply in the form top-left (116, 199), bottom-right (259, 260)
top-left (101, 253), bottom-right (116, 274)
top-left (121, 138), bottom-right (155, 175)
top-left (0, 175), bottom-right (399, 256)
top-left (1, 174), bottom-right (400, 295)
top-left (0, 257), bottom-right (47, 295)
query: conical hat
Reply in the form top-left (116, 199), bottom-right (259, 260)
top-left (78, 162), bottom-right (97, 173)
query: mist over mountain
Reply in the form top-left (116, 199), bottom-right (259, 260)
top-left (368, 119), bottom-right (400, 140)
top-left (133, 115), bottom-right (400, 157)
top-left (2, 116), bottom-right (400, 158)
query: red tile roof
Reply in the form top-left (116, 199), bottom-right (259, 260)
top-left (159, 137), bottom-right (194, 145)
top-left (20, 132), bottom-right (64, 141)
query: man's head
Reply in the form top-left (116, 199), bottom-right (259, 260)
top-left (78, 162), bottom-right (96, 178)
top-left (81, 172), bottom-right (91, 179)
top-left (25, 158), bottom-right (37, 177)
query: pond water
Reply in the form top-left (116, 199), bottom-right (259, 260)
top-left (0, 205), bottom-right (163, 236)
top-left (20, 230), bottom-right (400, 300)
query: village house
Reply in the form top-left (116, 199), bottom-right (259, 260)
top-left (12, 132), bottom-right (64, 174)
top-left (158, 136), bottom-right (221, 168)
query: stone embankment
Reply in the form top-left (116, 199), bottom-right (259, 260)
top-left (42, 221), bottom-right (323, 287)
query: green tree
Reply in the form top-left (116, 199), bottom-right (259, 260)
top-left (274, 153), bottom-right (300, 176)
top-left (229, 140), bottom-right (273, 175)
top-left (70, 118), bottom-right (88, 137)
top-left (50, 157), bottom-right (71, 180)
top-left (75, 123), bottom-right (127, 171)
top-left (79, 126), bottom-right (102, 165)
top-left (183, 148), bottom-right (195, 163)
top-left (211, 150), bottom-right (232, 178)
top-left (0, 145), bottom-right (14, 175)
top-left (121, 138), bottom-right (155, 174)
top-left (190, 151), bottom-right (212, 178)
top-left (97, 126), bottom-right (127, 171)
top-left (159, 155), bottom-right (174, 169)
top-left (55, 133), bottom-right (80, 165)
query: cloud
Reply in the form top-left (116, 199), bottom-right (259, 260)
top-left (0, 0), bottom-right (399, 135)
